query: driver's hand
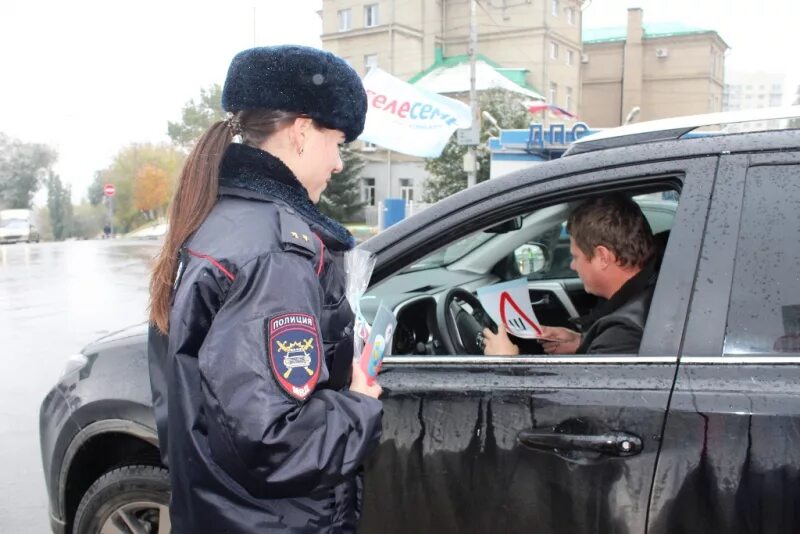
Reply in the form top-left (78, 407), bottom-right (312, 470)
top-left (538, 326), bottom-right (581, 354)
top-left (483, 324), bottom-right (519, 356)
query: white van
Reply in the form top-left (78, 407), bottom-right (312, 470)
top-left (0, 209), bottom-right (40, 244)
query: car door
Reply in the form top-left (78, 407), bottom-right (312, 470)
top-left (359, 156), bottom-right (718, 534)
top-left (648, 152), bottom-right (800, 534)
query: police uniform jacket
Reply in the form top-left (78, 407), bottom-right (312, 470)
top-left (148, 143), bottom-right (383, 533)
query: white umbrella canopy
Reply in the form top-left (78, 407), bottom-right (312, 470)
top-left (412, 60), bottom-right (545, 101)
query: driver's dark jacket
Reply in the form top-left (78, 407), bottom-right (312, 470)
top-left (575, 259), bottom-right (657, 354)
top-left (148, 143), bottom-right (383, 533)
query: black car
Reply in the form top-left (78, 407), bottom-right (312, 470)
top-left (41, 112), bottom-right (800, 534)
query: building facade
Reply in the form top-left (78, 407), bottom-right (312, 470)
top-left (580, 8), bottom-right (728, 127)
top-left (320, 0), bottom-right (583, 223)
top-left (320, 4), bottom-right (731, 220)
top-left (723, 71), bottom-right (785, 131)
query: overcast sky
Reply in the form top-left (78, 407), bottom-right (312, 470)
top-left (1, 0), bottom-right (797, 205)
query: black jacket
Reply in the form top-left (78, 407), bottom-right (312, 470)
top-left (148, 143), bottom-right (383, 533)
top-left (575, 260), bottom-right (657, 354)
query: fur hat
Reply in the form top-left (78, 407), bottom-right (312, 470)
top-left (221, 45), bottom-right (367, 143)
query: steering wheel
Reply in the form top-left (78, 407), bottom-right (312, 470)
top-left (435, 288), bottom-right (497, 355)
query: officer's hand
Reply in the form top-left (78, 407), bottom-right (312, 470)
top-left (538, 326), bottom-right (581, 354)
top-left (350, 362), bottom-right (383, 399)
top-left (483, 324), bottom-right (519, 356)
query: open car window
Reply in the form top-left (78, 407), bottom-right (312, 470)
top-left (526, 193), bottom-right (679, 281)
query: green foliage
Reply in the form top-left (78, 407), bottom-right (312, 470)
top-left (0, 133), bottom-right (57, 209)
top-left (87, 171), bottom-right (106, 206)
top-left (71, 202), bottom-right (106, 239)
top-left (317, 146), bottom-right (366, 223)
top-left (789, 86), bottom-right (800, 129)
top-left (167, 84), bottom-right (225, 151)
top-left (47, 173), bottom-right (73, 240)
top-left (35, 207), bottom-right (53, 241)
top-left (423, 88), bottom-right (530, 203)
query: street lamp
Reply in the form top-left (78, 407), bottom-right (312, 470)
top-left (624, 106), bottom-right (641, 125)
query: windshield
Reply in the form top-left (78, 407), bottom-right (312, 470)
top-left (0, 219), bottom-right (28, 229)
top-left (402, 231), bottom-right (495, 272)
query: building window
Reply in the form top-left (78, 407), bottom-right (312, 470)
top-left (549, 82), bottom-right (557, 104)
top-left (362, 178), bottom-right (376, 206)
top-left (550, 41), bottom-right (559, 60)
top-left (565, 86), bottom-right (573, 111)
top-left (566, 7), bottom-right (575, 25)
top-left (364, 3), bottom-right (379, 27)
top-left (400, 179), bottom-right (414, 202)
top-left (566, 50), bottom-right (573, 66)
top-left (551, 0), bottom-right (559, 16)
top-left (337, 9), bottom-right (351, 31)
top-left (364, 54), bottom-right (378, 73)
top-left (362, 141), bottom-right (377, 151)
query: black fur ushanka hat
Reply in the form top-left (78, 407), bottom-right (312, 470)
top-left (221, 45), bottom-right (367, 143)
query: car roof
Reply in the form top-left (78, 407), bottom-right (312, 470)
top-left (565, 106), bottom-right (800, 156)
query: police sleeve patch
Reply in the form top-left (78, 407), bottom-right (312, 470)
top-left (266, 313), bottom-right (322, 401)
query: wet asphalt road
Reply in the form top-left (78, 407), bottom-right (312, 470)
top-left (0, 239), bottom-right (159, 533)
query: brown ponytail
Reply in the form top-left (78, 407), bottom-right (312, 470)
top-left (149, 109), bottom-right (311, 333)
top-left (149, 120), bottom-right (232, 333)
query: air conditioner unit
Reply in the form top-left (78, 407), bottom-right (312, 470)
top-left (580, 54), bottom-right (589, 64)
top-left (655, 48), bottom-right (669, 58)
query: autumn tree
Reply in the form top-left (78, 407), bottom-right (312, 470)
top-left (92, 143), bottom-right (184, 232)
top-left (134, 164), bottom-right (171, 220)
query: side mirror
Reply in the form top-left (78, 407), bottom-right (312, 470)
top-left (485, 216), bottom-right (523, 234)
top-left (514, 243), bottom-right (547, 276)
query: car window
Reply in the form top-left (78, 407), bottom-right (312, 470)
top-left (724, 164), bottom-right (800, 354)
top-left (527, 193), bottom-right (679, 281)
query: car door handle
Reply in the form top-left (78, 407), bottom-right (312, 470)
top-left (518, 428), bottom-right (642, 457)
top-left (530, 294), bottom-right (550, 306)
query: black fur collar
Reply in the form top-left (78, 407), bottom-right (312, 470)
top-left (218, 143), bottom-right (354, 249)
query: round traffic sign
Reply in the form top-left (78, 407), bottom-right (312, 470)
top-left (103, 184), bottom-right (116, 197)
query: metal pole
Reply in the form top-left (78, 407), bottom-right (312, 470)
top-left (467, 0), bottom-right (479, 187)
top-left (387, 0), bottom-right (395, 200)
top-left (386, 150), bottom-right (392, 198)
top-left (106, 195), bottom-right (114, 238)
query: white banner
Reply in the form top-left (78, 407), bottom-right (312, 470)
top-left (359, 68), bottom-right (472, 158)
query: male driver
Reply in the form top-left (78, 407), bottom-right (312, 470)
top-left (484, 194), bottom-right (657, 355)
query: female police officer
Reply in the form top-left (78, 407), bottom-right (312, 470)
top-left (147, 46), bottom-right (383, 533)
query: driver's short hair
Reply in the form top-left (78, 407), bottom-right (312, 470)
top-left (567, 194), bottom-right (655, 269)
